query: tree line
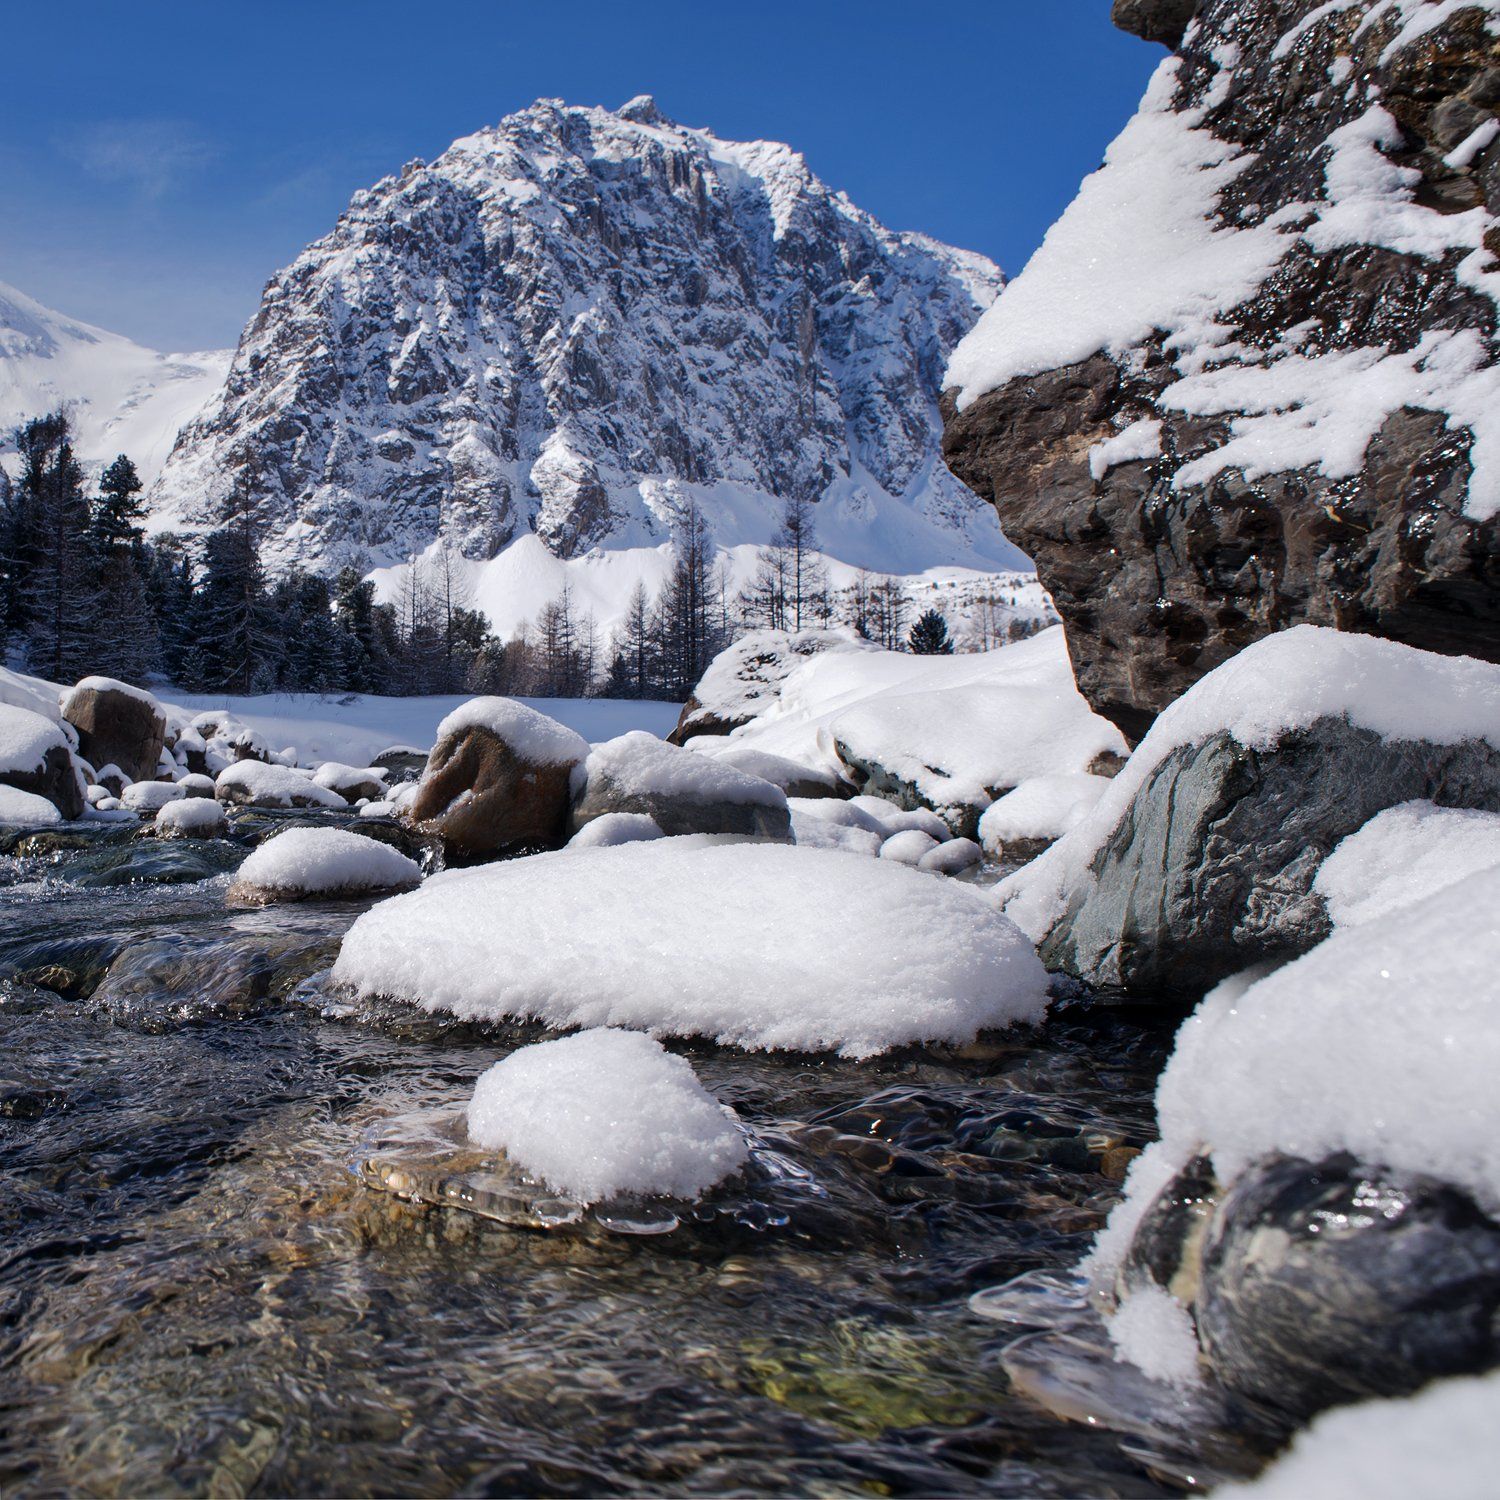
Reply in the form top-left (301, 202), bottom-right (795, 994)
top-left (0, 411), bottom-right (1022, 698)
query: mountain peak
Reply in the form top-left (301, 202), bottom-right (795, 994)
top-left (617, 93), bottom-right (667, 125)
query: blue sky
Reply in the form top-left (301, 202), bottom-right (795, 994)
top-left (0, 2), bottom-right (1162, 351)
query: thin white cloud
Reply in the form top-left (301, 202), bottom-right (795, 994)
top-left (58, 118), bottom-right (216, 200)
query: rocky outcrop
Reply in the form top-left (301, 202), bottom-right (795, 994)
top-left (942, 0), bottom-right (1500, 741)
top-left (152, 98), bottom-right (1014, 579)
top-left (408, 708), bottom-right (587, 861)
top-left (60, 678), bottom-right (166, 786)
top-left (1037, 718), bottom-right (1500, 996)
top-left (1121, 1152), bottom-right (1500, 1426)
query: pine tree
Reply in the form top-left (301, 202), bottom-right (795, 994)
top-left (198, 488), bottom-right (276, 691)
top-left (92, 455), bottom-right (146, 551)
top-left (653, 502), bottom-right (722, 698)
top-left (907, 607), bottom-right (954, 656)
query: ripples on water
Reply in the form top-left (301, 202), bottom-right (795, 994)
top-left (0, 814), bottom-right (1195, 1496)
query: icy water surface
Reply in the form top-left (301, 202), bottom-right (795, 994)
top-left (0, 816), bottom-right (1185, 1497)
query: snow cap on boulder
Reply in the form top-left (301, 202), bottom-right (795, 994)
top-left (228, 826), bottom-right (422, 906)
top-left (216, 759), bottom-right (347, 809)
top-left (0, 703), bottom-right (83, 820)
top-left (60, 676), bottom-right (166, 785)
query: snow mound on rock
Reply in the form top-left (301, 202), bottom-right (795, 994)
top-left (236, 827), bottom-right (422, 898)
top-left (155, 797), bottom-right (227, 836)
top-left (1000, 626), bottom-right (1500, 941)
top-left (978, 773), bottom-right (1109, 851)
top-left (435, 697), bottom-right (589, 765)
top-left (0, 704), bottom-right (67, 777)
top-left (0, 785), bottom-right (62, 825)
top-left (334, 841), bottom-right (1050, 1058)
top-left (467, 1029), bottom-right (748, 1204)
top-left (1216, 1368), bottom-right (1500, 1500)
top-left (567, 812), bottom-right (665, 849)
top-left (1314, 800), bottom-right (1500, 929)
top-left (121, 781), bottom-right (185, 812)
top-left (215, 760), bottom-right (346, 809)
top-left (574, 731), bottom-right (787, 808)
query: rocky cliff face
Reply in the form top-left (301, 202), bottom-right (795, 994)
top-left (153, 96), bottom-right (1013, 576)
top-left (942, 0), bottom-right (1500, 740)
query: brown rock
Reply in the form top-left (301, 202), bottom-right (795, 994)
top-left (408, 726), bottom-right (584, 861)
top-left (4, 744), bottom-right (84, 822)
top-left (60, 678), bottom-right (166, 785)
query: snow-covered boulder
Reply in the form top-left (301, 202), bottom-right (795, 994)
top-left (186, 712), bottom-right (271, 773)
top-left (978, 772), bottom-right (1110, 861)
top-left (567, 812), bottom-right (665, 849)
top-left (467, 1029), bottom-right (748, 1204)
top-left (333, 841), bottom-right (1050, 1059)
top-left (693, 743), bottom-right (846, 801)
top-left (93, 762), bottom-right (128, 798)
top-left (1216, 1368), bottom-right (1500, 1500)
top-left (919, 837), bottom-right (983, 876)
top-left (1000, 628), bottom-right (1500, 996)
top-left (407, 698), bottom-right (588, 861)
top-left (0, 703), bottom-right (82, 820)
top-left (668, 628), bottom-right (873, 744)
top-left (227, 827), bottom-right (423, 906)
top-left (878, 829), bottom-right (941, 867)
top-left (154, 797), bottom-right (227, 839)
top-left (1088, 864), bottom-right (1500, 1426)
top-left (60, 676), bottom-right (166, 786)
top-left (215, 760), bottom-right (347, 810)
top-left (789, 811), bottom-right (883, 858)
top-left (370, 744), bottom-right (427, 781)
top-left (121, 780), bottom-right (186, 813)
top-left (0, 784), bottom-right (64, 826)
top-left (176, 772), bottom-right (218, 799)
top-left (311, 762), bottom-right (388, 803)
top-left (569, 732), bottom-right (791, 841)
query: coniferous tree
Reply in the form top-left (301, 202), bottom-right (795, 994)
top-left (907, 607), bottom-right (954, 656)
top-left (198, 487), bottom-right (277, 692)
top-left (92, 455), bottom-right (146, 550)
top-left (653, 502), bottom-right (723, 698)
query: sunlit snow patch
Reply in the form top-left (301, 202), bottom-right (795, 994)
top-left (333, 841), bottom-right (1049, 1058)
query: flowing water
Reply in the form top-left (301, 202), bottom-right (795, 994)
top-left (0, 813), bottom-right (1202, 1497)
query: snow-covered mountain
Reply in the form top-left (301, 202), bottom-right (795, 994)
top-left (150, 96), bottom-right (1021, 583)
top-left (0, 280), bottom-right (229, 484)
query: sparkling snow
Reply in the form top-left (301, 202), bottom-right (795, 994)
top-left (334, 841), bottom-right (1050, 1059)
top-left (466, 1029), bottom-right (748, 1203)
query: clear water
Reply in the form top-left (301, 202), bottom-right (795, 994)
top-left (0, 816), bottom-right (1192, 1497)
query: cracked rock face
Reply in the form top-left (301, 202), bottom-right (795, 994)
top-left (153, 97), bottom-right (1009, 576)
top-left (943, 0), bottom-right (1500, 741)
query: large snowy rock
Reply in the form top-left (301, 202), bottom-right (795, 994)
top-left (215, 760), bottom-right (347, 810)
top-left (407, 698), bottom-right (588, 860)
top-left (60, 677), bottom-right (166, 786)
top-left (569, 732), bottom-right (791, 840)
top-left (1000, 628), bottom-right (1500, 995)
top-left (228, 826), bottom-right (423, 906)
top-left (1089, 861), bottom-right (1500, 1426)
top-left (0, 784), bottom-right (64, 826)
top-left (333, 840), bottom-right (1050, 1059)
top-left (151, 98), bottom-right (1013, 579)
top-left (153, 796), bottom-right (227, 840)
top-left (669, 629), bottom-right (873, 744)
top-left (942, 0), bottom-right (1500, 739)
top-left (311, 762), bottom-right (388, 803)
top-left (0, 704), bottom-right (83, 821)
top-left (467, 1029), bottom-right (748, 1204)
top-left (705, 626), bottom-right (1127, 838)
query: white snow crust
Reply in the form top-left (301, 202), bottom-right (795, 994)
top-left (1106, 1283), bottom-right (1202, 1390)
top-left (789, 813), bottom-right (884, 858)
top-left (235, 827), bottom-right (421, 896)
top-left (574, 732), bottom-right (786, 808)
top-left (978, 773), bottom-right (1110, 851)
top-left (0, 704), bottom-right (68, 778)
top-left (567, 812), bottom-right (665, 849)
top-left (466, 1029), bottom-right (748, 1204)
top-left (121, 781), bottom-right (186, 812)
top-left (154, 797), bottom-right (227, 835)
top-left (0, 785), bottom-right (63, 825)
top-left (334, 841), bottom-right (1050, 1059)
top-left (879, 829), bottom-right (940, 866)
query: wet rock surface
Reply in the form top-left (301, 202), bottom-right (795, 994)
top-left (1037, 719), bottom-right (1500, 995)
top-left (941, 0), bottom-right (1500, 740)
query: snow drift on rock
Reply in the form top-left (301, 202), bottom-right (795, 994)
top-left (0, 785), bottom-right (62, 825)
top-left (234, 827), bottom-right (422, 898)
top-left (467, 1029), bottom-right (748, 1203)
top-left (334, 841), bottom-right (1050, 1058)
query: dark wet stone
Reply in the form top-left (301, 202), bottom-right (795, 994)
top-left (1122, 1155), bottom-right (1219, 1302)
top-left (1195, 1154), bottom-right (1500, 1423)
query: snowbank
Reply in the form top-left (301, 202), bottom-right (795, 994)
top-left (0, 785), bottom-right (63, 825)
top-left (0, 704), bottom-right (68, 777)
top-left (215, 760), bottom-right (347, 809)
top-left (1313, 800), bottom-right (1500, 929)
top-left (1215, 1369), bottom-right (1500, 1500)
top-left (466, 1029), bottom-right (748, 1203)
top-left (433, 698), bottom-right (590, 765)
top-left (334, 841), bottom-right (1050, 1058)
top-left (999, 626), bottom-right (1500, 942)
top-left (233, 827), bottom-right (422, 899)
top-left (719, 628), bottom-right (1125, 823)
